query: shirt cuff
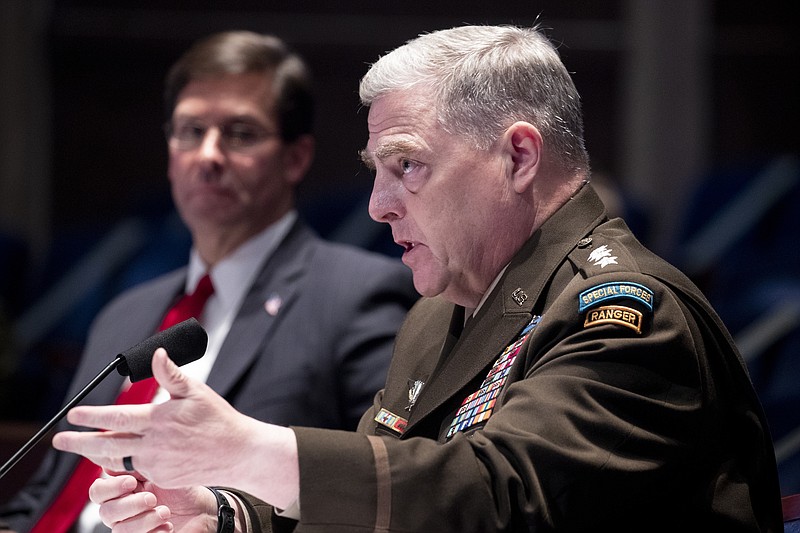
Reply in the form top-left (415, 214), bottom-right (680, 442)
top-left (274, 497), bottom-right (301, 521)
top-left (219, 489), bottom-right (252, 533)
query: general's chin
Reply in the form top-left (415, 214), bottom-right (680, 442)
top-left (409, 270), bottom-right (448, 299)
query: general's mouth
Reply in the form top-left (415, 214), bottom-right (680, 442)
top-left (397, 240), bottom-right (418, 253)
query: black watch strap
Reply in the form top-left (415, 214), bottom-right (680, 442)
top-left (207, 486), bottom-right (236, 533)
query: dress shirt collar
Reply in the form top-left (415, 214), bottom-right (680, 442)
top-left (185, 210), bottom-right (297, 310)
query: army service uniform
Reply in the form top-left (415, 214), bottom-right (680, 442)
top-left (239, 184), bottom-right (782, 532)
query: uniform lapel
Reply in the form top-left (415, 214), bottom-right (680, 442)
top-left (372, 298), bottom-right (452, 426)
top-left (404, 281), bottom-right (535, 433)
top-left (402, 185), bottom-right (609, 436)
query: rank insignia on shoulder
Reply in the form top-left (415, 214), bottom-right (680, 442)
top-left (578, 281), bottom-right (654, 313)
top-left (375, 408), bottom-right (408, 435)
top-left (584, 305), bottom-right (644, 334)
top-left (588, 244), bottom-right (617, 268)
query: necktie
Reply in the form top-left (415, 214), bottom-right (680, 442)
top-left (30, 273), bottom-right (214, 533)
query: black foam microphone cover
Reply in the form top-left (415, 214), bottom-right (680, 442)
top-left (116, 317), bottom-right (208, 382)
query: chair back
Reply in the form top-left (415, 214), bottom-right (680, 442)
top-left (784, 493), bottom-right (800, 531)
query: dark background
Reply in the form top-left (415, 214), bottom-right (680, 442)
top-left (1, 0), bottom-right (798, 501)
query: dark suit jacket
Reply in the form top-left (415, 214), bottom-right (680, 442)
top-left (243, 185), bottom-right (782, 532)
top-left (0, 220), bottom-right (418, 532)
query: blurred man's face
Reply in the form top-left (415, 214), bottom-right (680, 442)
top-left (364, 88), bottom-right (526, 308)
top-left (167, 72), bottom-right (304, 242)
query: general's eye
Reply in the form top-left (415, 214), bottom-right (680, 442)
top-left (400, 159), bottom-right (417, 174)
top-left (397, 157), bottom-right (426, 193)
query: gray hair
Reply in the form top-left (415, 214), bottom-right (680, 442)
top-left (359, 25), bottom-right (589, 175)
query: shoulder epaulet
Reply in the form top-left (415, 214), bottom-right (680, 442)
top-left (568, 233), bottom-right (641, 279)
top-left (568, 234), bottom-right (654, 335)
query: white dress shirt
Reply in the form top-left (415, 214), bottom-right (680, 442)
top-left (76, 211), bottom-right (297, 533)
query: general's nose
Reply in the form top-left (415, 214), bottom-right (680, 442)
top-left (368, 172), bottom-right (403, 223)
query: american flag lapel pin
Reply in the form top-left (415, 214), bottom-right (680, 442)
top-left (264, 293), bottom-right (283, 316)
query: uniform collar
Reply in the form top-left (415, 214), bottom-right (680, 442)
top-left (479, 183), bottom-right (608, 320)
top-left (402, 184), bottom-right (608, 433)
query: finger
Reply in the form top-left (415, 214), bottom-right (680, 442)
top-left (52, 430), bottom-right (141, 465)
top-left (98, 495), bottom-right (172, 533)
top-left (104, 467), bottom-right (148, 482)
top-left (102, 503), bottom-right (170, 531)
top-left (64, 402), bottom-right (153, 433)
top-left (89, 476), bottom-right (172, 531)
top-left (152, 348), bottom-right (192, 400)
top-left (89, 474), bottom-right (139, 504)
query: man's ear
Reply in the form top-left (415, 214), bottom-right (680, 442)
top-left (504, 122), bottom-right (542, 194)
top-left (283, 134), bottom-right (315, 185)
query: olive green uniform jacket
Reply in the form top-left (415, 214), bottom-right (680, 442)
top-left (238, 184), bottom-right (782, 532)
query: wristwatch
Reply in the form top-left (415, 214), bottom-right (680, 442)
top-left (207, 486), bottom-right (236, 533)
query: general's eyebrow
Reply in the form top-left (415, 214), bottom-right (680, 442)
top-left (359, 149), bottom-right (375, 170)
top-left (359, 139), bottom-right (422, 170)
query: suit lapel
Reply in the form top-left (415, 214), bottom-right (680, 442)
top-left (205, 222), bottom-right (310, 396)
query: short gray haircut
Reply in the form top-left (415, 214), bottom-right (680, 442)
top-left (359, 25), bottom-right (589, 175)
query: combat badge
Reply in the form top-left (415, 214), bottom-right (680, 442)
top-left (406, 379), bottom-right (424, 411)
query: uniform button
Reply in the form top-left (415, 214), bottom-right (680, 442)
top-left (577, 237), bottom-right (593, 248)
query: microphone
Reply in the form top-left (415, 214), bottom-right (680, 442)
top-left (0, 317), bottom-right (208, 479)
top-left (117, 317), bottom-right (209, 382)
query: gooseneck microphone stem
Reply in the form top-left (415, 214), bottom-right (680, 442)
top-left (0, 357), bottom-right (123, 480)
top-left (0, 318), bottom-right (207, 481)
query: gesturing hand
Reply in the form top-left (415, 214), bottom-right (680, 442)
top-left (53, 348), bottom-right (300, 509)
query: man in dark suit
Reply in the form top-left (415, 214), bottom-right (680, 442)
top-left (0, 31), bottom-right (416, 533)
top-left (51, 25), bottom-right (782, 532)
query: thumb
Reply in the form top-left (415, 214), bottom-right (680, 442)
top-left (151, 347), bottom-right (192, 400)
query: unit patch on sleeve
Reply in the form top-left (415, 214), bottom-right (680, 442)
top-left (578, 281), bottom-right (654, 313)
top-left (584, 304), bottom-right (644, 334)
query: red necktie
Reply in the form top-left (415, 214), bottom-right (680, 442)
top-left (30, 273), bottom-right (214, 533)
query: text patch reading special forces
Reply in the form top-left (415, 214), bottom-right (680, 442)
top-left (578, 281), bottom-right (654, 313)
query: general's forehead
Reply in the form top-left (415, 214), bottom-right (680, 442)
top-left (367, 97), bottom-right (438, 142)
top-left (366, 89), bottom-right (437, 130)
